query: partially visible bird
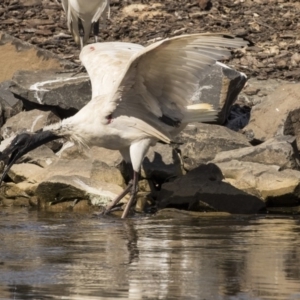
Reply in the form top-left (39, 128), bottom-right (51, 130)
top-left (0, 33), bottom-right (248, 218)
top-left (61, 0), bottom-right (110, 48)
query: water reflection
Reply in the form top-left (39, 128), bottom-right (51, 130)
top-left (0, 208), bottom-right (300, 300)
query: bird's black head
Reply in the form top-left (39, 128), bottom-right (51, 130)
top-left (0, 130), bottom-right (60, 184)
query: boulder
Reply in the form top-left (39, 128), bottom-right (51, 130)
top-left (0, 80), bottom-right (23, 126)
top-left (0, 109), bottom-right (60, 139)
top-left (212, 135), bottom-right (300, 170)
top-left (243, 83), bottom-right (300, 147)
top-left (0, 33), bottom-right (75, 82)
top-left (226, 78), bottom-right (290, 131)
top-left (59, 145), bottom-right (126, 183)
top-left (0, 182), bottom-right (31, 199)
top-left (91, 160), bottom-right (125, 187)
top-left (177, 123), bottom-right (251, 170)
top-left (239, 77), bottom-right (287, 107)
top-left (10, 69), bottom-right (91, 114)
top-left (191, 62), bottom-right (247, 124)
top-left (30, 158), bottom-right (90, 180)
top-left (21, 145), bottom-right (58, 168)
top-left (157, 164), bottom-right (265, 214)
top-left (35, 175), bottom-right (128, 209)
top-left (215, 160), bottom-right (300, 206)
top-left (58, 144), bottom-right (124, 168)
top-left (8, 163), bottom-right (44, 183)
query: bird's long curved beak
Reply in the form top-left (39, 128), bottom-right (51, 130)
top-left (0, 130), bottom-right (60, 184)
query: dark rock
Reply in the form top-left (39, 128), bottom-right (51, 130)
top-left (10, 69), bottom-right (91, 113)
top-left (0, 80), bottom-right (22, 126)
top-left (192, 62), bottom-right (247, 124)
top-left (142, 143), bottom-right (183, 183)
top-left (225, 104), bottom-right (251, 131)
top-left (157, 163), bottom-right (265, 214)
top-left (0, 109), bottom-right (60, 139)
top-left (177, 123), bottom-right (251, 171)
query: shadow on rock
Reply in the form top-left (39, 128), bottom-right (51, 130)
top-left (157, 163), bottom-right (266, 214)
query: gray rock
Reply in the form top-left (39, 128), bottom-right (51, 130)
top-left (91, 160), bottom-right (125, 187)
top-left (35, 175), bottom-right (128, 208)
top-left (58, 144), bottom-right (124, 168)
top-left (192, 62), bottom-right (247, 124)
top-left (215, 160), bottom-right (300, 206)
top-left (10, 69), bottom-right (91, 112)
top-left (8, 163), bottom-right (44, 183)
top-left (0, 109), bottom-right (60, 139)
top-left (21, 145), bottom-right (58, 168)
top-left (33, 158), bottom-right (94, 183)
top-left (226, 78), bottom-right (290, 132)
top-left (0, 33), bottom-right (76, 83)
top-left (212, 135), bottom-right (300, 170)
top-left (55, 145), bottom-right (126, 186)
top-left (243, 83), bottom-right (300, 147)
top-left (157, 163), bottom-right (265, 214)
top-left (239, 77), bottom-right (287, 107)
top-left (0, 182), bottom-right (30, 199)
top-left (177, 123), bottom-right (251, 170)
top-left (0, 81), bottom-right (23, 126)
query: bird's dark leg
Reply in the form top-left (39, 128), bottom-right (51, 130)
top-left (103, 181), bottom-right (133, 215)
top-left (103, 171), bottom-right (139, 217)
top-left (78, 18), bottom-right (84, 49)
top-left (93, 21), bottom-right (99, 43)
top-left (121, 171), bottom-right (139, 219)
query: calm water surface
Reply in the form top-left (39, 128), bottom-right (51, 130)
top-left (0, 207), bottom-right (300, 300)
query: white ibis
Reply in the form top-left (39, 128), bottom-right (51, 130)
top-left (61, 0), bottom-right (110, 48)
top-left (0, 33), bottom-right (248, 218)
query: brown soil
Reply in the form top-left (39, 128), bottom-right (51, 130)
top-left (1, 0), bottom-right (300, 80)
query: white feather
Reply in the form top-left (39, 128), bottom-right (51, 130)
top-left (53, 33), bottom-right (248, 173)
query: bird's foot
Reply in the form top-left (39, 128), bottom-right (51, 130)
top-left (94, 205), bottom-right (122, 217)
top-left (102, 182), bottom-right (133, 216)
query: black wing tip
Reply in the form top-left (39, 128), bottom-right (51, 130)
top-left (221, 33), bottom-right (254, 47)
top-left (159, 114), bottom-right (181, 128)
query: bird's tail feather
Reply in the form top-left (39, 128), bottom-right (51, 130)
top-left (182, 103), bottom-right (217, 123)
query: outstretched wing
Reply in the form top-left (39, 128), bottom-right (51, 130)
top-left (92, 0), bottom-right (110, 23)
top-left (104, 33), bottom-right (248, 137)
top-left (80, 42), bottom-right (144, 98)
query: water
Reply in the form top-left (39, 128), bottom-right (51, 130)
top-left (0, 207), bottom-right (300, 300)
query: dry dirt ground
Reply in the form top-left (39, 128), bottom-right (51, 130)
top-left (0, 0), bottom-right (300, 80)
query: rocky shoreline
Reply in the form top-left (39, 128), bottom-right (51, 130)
top-left (1, 0), bottom-right (300, 217)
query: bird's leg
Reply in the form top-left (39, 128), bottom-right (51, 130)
top-left (103, 181), bottom-right (133, 215)
top-left (93, 21), bottom-right (99, 43)
top-left (78, 18), bottom-right (84, 49)
top-left (121, 171), bottom-right (139, 219)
